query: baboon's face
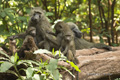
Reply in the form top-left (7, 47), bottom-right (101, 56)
top-left (55, 24), bottom-right (63, 34)
top-left (30, 7), bottom-right (44, 23)
top-left (64, 35), bottom-right (72, 42)
top-left (54, 22), bottom-right (64, 34)
top-left (31, 11), bottom-right (42, 23)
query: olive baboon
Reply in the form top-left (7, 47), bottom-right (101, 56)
top-left (55, 21), bottom-right (112, 51)
top-left (38, 27), bottom-right (59, 51)
top-left (9, 7), bottom-right (55, 48)
top-left (66, 22), bottom-right (82, 38)
top-left (54, 22), bottom-right (76, 62)
top-left (55, 21), bottom-right (78, 80)
top-left (17, 27), bottom-right (38, 58)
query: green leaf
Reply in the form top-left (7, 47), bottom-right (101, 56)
top-left (62, 67), bottom-right (75, 78)
top-left (0, 62), bottom-right (13, 72)
top-left (0, 57), bottom-right (10, 61)
top-left (18, 16), bottom-right (27, 21)
top-left (34, 49), bottom-right (51, 54)
top-left (32, 74), bottom-right (40, 80)
top-left (67, 61), bottom-right (81, 72)
top-left (14, 53), bottom-right (19, 63)
top-left (52, 69), bottom-right (59, 80)
top-left (6, 70), bottom-right (18, 77)
top-left (47, 59), bottom-right (58, 70)
top-left (46, 59), bottom-right (59, 80)
top-left (10, 56), bottom-right (15, 63)
top-left (0, 50), bottom-right (10, 59)
top-left (0, 11), bottom-right (6, 17)
top-left (45, 12), bottom-right (54, 16)
top-left (26, 67), bottom-right (34, 79)
top-left (52, 48), bottom-right (55, 55)
top-left (0, 0), bottom-right (1, 5)
top-left (17, 60), bottom-right (39, 66)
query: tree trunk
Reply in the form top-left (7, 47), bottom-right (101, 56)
top-left (41, 0), bottom-right (49, 12)
top-left (111, 0), bottom-right (116, 44)
top-left (61, 47), bottom-right (120, 80)
top-left (100, 3), bottom-right (111, 45)
top-left (98, 0), bottom-right (104, 43)
top-left (54, 0), bottom-right (57, 20)
top-left (89, 0), bottom-right (93, 42)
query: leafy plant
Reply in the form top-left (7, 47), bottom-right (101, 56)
top-left (0, 50), bottom-right (62, 80)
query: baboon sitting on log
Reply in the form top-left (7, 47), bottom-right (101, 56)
top-left (55, 21), bottom-right (79, 80)
top-left (9, 7), bottom-right (55, 48)
top-left (54, 21), bottom-right (77, 62)
top-left (55, 21), bottom-right (112, 51)
top-left (17, 27), bottom-right (38, 59)
top-left (38, 27), bottom-right (59, 51)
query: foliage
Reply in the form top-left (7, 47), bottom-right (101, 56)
top-left (0, 50), bottom-right (62, 80)
top-left (0, 49), bottom-right (80, 80)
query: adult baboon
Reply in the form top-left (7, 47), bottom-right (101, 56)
top-left (9, 7), bottom-right (56, 48)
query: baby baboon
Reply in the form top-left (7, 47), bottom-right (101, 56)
top-left (18, 27), bottom-right (38, 58)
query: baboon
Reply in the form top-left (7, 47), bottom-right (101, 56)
top-left (29, 7), bottom-right (57, 48)
top-left (17, 27), bottom-right (38, 58)
top-left (9, 7), bottom-right (55, 48)
top-left (55, 21), bottom-right (112, 51)
top-left (38, 27), bottom-right (59, 51)
top-left (66, 22), bottom-right (82, 38)
top-left (55, 22), bottom-right (76, 62)
top-left (55, 21), bottom-right (78, 80)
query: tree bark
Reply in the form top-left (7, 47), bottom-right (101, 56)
top-left (111, 0), bottom-right (116, 44)
top-left (61, 47), bottom-right (120, 80)
top-left (100, 3), bottom-right (111, 45)
top-left (89, 0), bottom-right (93, 42)
top-left (98, 0), bottom-right (104, 43)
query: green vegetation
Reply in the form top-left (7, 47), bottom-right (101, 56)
top-left (0, 49), bottom-right (80, 80)
top-left (0, 0), bottom-right (120, 46)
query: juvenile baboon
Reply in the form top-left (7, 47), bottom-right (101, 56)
top-left (55, 21), bottom-right (112, 51)
top-left (18, 27), bottom-right (38, 58)
top-left (55, 21), bottom-right (79, 80)
top-left (55, 22), bottom-right (76, 62)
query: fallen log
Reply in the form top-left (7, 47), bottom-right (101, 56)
top-left (62, 47), bottom-right (120, 80)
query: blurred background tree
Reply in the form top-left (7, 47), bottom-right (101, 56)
top-left (0, 0), bottom-right (120, 46)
